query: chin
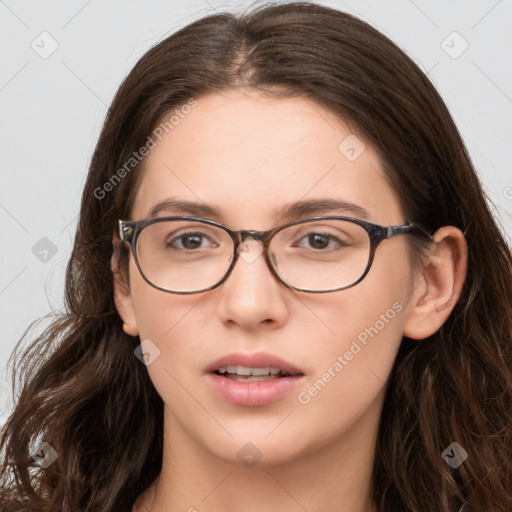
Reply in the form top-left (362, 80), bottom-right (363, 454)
top-left (202, 430), bottom-right (315, 469)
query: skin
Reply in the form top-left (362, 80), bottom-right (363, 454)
top-left (113, 88), bottom-right (467, 512)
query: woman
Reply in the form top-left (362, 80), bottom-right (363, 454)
top-left (1, 2), bottom-right (511, 511)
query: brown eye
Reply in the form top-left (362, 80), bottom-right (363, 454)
top-left (169, 232), bottom-right (208, 250)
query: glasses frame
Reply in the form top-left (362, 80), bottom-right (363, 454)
top-left (117, 215), bottom-right (432, 294)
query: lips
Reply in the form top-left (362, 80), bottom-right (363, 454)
top-left (205, 352), bottom-right (305, 407)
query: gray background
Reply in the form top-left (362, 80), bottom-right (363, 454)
top-left (1, 0), bottom-right (511, 424)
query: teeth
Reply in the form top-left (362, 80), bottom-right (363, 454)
top-left (217, 365), bottom-right (285, 376)
top-left (251, 366), bottom-right (270, 376)
top-left (227, 374), bottom-right (279, 382)
top-left (235, 366), bottom-right (252, 375)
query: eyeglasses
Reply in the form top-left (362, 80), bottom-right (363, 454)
top-left (117, 215), bottom-right (432, 294)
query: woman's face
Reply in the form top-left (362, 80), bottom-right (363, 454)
top-left (116, 88), bottom-right (421, 467)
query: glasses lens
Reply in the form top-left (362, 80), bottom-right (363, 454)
top-left (136, 220), bottom-right (234, 292)
top-left (270, 219), bottom-right (371, 291)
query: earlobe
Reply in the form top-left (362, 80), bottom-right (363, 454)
top-left (111, 228), bottom-right (139, 337)
top-left (113, 275), bottom-right (140, 337)
top-left (403, 226), bottom-right (467, 340)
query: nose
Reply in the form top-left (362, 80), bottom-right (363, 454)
top-left (215, 238), bottom-right (290, 331)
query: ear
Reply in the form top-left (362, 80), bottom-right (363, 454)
top-left (111, 227), bottom-right (139, 337)
top-left (403, 226), bottom-right (467, 340)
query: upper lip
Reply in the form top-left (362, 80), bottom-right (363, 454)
top-left (206, 352), bottom-right (303, 376)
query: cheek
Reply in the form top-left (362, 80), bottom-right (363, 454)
top-left (307, 243), bottom-right (412, 355)
top-left (293, 244), bottom-right (412, 427)
top-left (282, 305), bottom-right (405, 465)
top-left (128, 255), bottom-right (205, 339)
top-left (132, 292), bottom-right (206, 365)
top-left (295, 293), bottom-right (405, 424)
top-left (127, 260), bottom-right (206, 385)
top-left (130, 288), bottom-right (209, 430)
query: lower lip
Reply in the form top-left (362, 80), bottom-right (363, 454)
top-left (206, 373), bottom-right (305, 407)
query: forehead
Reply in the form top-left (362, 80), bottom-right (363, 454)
top-left (130, 89), bottom-right (404, 227)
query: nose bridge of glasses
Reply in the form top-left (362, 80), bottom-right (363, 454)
top-left (231, 230), bottom-right (270, 267)
top-left (237, 229), bottom-right (267, 243)
top-left (233, 230), bottom-right (268, 251)
top-left (237, 229), bottom-right (268, 253)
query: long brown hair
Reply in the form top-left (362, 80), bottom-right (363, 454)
top-left (1, 2), bottom-right (511, 511)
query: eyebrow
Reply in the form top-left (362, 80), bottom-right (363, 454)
top-left (146, 197), bottom-right (370, 222)
top-left (276, 198), bottom-right (369, 221)
top-left (148, 198), bottom-right (220, 219)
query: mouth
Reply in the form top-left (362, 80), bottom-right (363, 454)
top-left (206, 353), bottom-right (305, 407)
top-left (214, 365), bottom-right (296, 382)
